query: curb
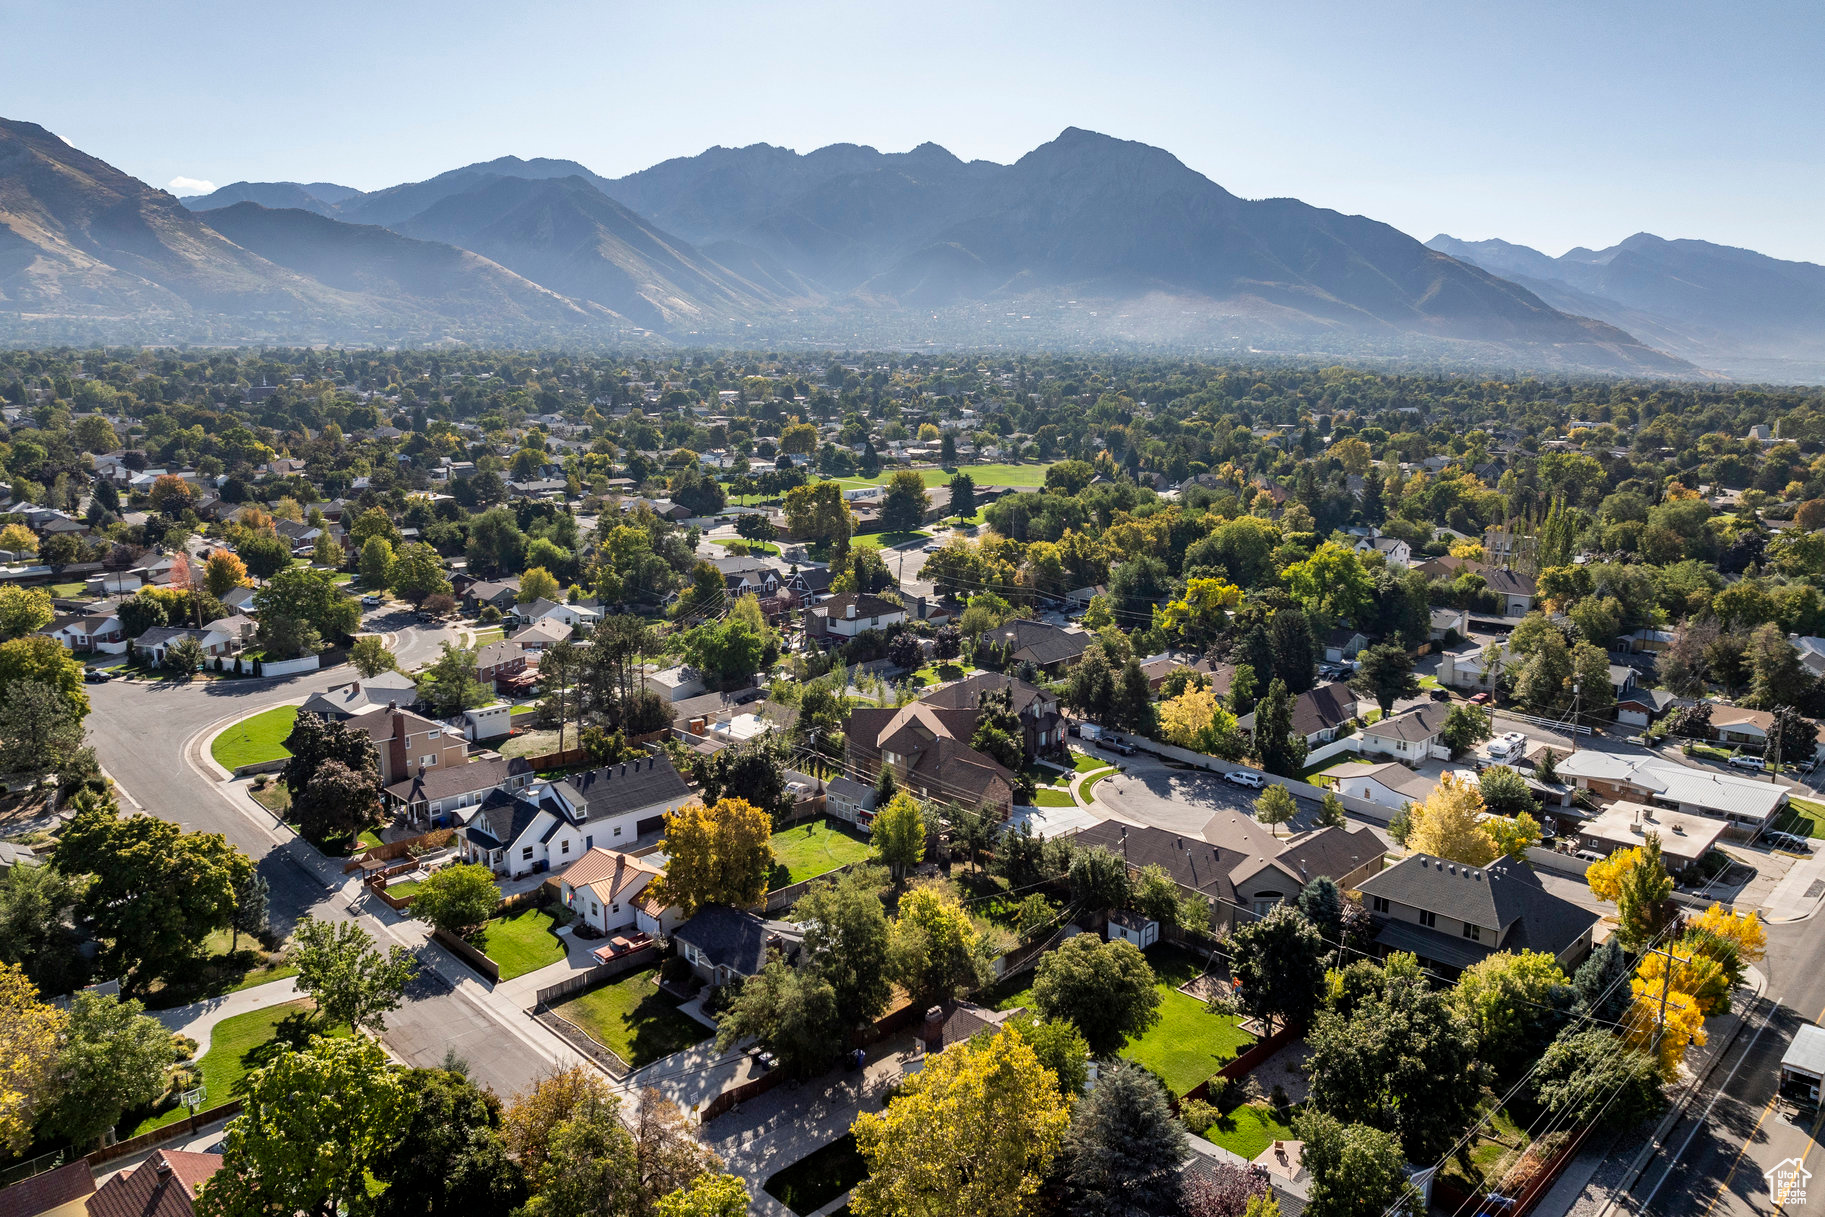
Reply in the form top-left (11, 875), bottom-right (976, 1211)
top-left (1594, 965), bottom-right (1770, 1217)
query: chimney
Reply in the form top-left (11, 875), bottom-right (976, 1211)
top-left (351, 682), bottom-right (359, 694)
top-left (846, 601), bottom-right (857, 620)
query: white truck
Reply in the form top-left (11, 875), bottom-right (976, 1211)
top-left (1781, 1023), bottom-right (1825, 1106)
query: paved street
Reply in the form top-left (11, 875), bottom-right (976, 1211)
top-left (83, 621), bottom-right (578, 1100)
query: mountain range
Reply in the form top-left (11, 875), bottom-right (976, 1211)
top-left (2, 113), bottom-right (1805, 377)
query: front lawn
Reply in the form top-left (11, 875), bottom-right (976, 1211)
top-left (1071, 751), bottom-right (1109, 774)
top-left (867, 530), bottom-right (930, 546)
top-left (715, 538), bottom-right (782, 556)
top-left (471, 627), bottom-right (505, 644)
top-left (1033, 788), bottom-right (1076, 807)
top-left (211, 705), bottom-right (300, 771)
top-left (478, 907), bottom-right (568, 981)
top-left (1776, 797), bottom-right (1825, 839)
top-left (1201, 1102), bottom-right (1299, 1159)
top-left (1119, 947), bottom-right (1254, 1095)
top-left (911, 661), bottom-right (975, 687)
top-left (550, 967), bottom-right (708, 1068)
top-left (131, 999), bottom-right (340, 1134)
top-left (764, 1133), bottom-right (869, 1215)
top-left (769, 821), bottom-right (874, 889)
top-left (141, 926), bottom-right (296, 1009)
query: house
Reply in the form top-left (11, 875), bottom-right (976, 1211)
top-left (1073, 816), bottom-right (1384, 931)
top-left (384, 753), bottom-right (534, 826)
top-left (808, 592), bottom-right (907, 640)
top-left (712, 556), bottom-right (784, 598)
top-left (84, 570), bottom-right (143, 596)
top-left (0, 1159), bottom-right (93, 1217)
top-left (84, 1151), bottom-right (223, 1217)
top-left (1360, 702), bottom-right (1453, 763)
top-left (41, 610), bottom-right (126, 654)
top-left (824, 776), bottom-right (880, 829)
top-left (1321, 629), bottom-right (1369, 664)
top-left (914, 1000), bottom-right (1024, 1059)
top-left (514, 597), bottom-right (600, 629)
top-left (845, 702), bottom-right (1017, 818)
top-left (476, 639), bottom-right (530, 688)
top-left (1707, 705), bottom-right (1825, 765)
top-left (1238, 681), bottom-right (1360, 748)
top-left (1353, 534), bottom-right (1411, 569)
top-left (671, 905), bottom-right (803, 987)
top-left (1483, 526), bottom-right (1526, 565)
top-left (642, 665), bottom-right (707, 702)
top-left (131, 621), bottom-right (240, 666)
top-left (979, 618), bottom-right (1092, 675)
top-left (557, 848), bottom-right (676, 936)
top-left (782, 566), bottom-right (836, 601)
top-left (457, 755), bottom-right (695, 877)
top-left (1616, 687), bottom-right (1678, 730)
top-left (298, 671), bottom-right (419, 720)
top-left (510, 617), bottom-right (573, 652)
top-left (1416, 554), bottom-right (1486, 582)
top-left (1357, 854), bottom-right (1600, 977)
top-left (915, 671), bottom-right (1065, 762)
top-left (1326, 761), bottom-right (1437, 810)
top-left (1437, 641), bottom-right (1505, 692)
top-left (1139, 655), bottom-right (1212, 693)
top-left (1550, 750), bottom-right (1788, 834)
top-left (462, 579), bottom-right (521, 614)
top-left (344, 704), bottom-right (470, 786)
top-left (1577, 802), bottom-right (1727, 874)
top-left (1483, 568), bottom-right (1537, 618)
top-left (1430, 607), bottom-right (1469, 641)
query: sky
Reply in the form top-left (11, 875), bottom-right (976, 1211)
top-left (4, 0), bottom-right (1822, 262)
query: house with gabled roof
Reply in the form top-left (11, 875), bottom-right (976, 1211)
top-left (980, 617), bottom-right (1091, 675)
top-left (1356, 853), bottom-right (1600, 977)
top-left (557, 847), bottom-right (676, 936)
top-left (456, 754), bottom-right (694, 877)
top-left (1238, 681), bottom-right (1360, 748)
top-left (844, 701), bottom-right (1016, 817)
top-left (384, 752), bottom-right (533, 826)
top-left (1359, 701), bottom-right (1452, 763)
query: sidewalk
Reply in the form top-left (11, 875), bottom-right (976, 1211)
top-left (153, 977), bottom-right (303, 1046)
top-left (1760, 850), bottom-right (1825, 922)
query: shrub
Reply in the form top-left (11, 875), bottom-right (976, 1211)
top-left (1178, 1098), bottom-right (1220, 1136)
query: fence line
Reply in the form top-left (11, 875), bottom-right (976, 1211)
top-left (532, 944), bottom-right (659, 1006)
top-left (432, 927), bottom-right (500, 983)
top-left (535, 1005), bottom-right (635, 1078)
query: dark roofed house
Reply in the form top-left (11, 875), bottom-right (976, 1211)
top-left (385, 753), bottom-right (534, 826)
top-left (1356, 853), bottom-right (1599, 977)
top-left (1359, 701), bottom-right (1451, 763)
top-left (672, 905), bottom-right (803, 987)
top-left (1238, 681), bottom-right (1359, 747)
top-left (808, 592), bottom-right (907, 640)
top-left (917, 671), bottom-right (1066, 761)
top-left (0, 1159), bottom-right (94, 1217)
top-left (981, 618), bottom-right (1091, 675)
top-left (845, 701), bottom-right (1018, 817)
top-left (1482, 568), bottom-right (1538, 618)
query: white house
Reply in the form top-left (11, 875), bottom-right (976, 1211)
top-left (556, 848), bottom-right (680, 937)
top-left (42, 611), bottom-right (127, 654)
top-left (810, 592), bottom-right (907, 640)
top-left (1327, 761), bottom-right (1436, 810)
top-left (458, 755), bottom-right (696, 878)
top-left (1360, 702), bottom-right (1454, 763)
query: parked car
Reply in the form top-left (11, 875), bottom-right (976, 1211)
top-left (1469, 692), bottom-right (1492, 705)
top-left (360, 594), bottom-right (383, 608)
top-left (83, 668), bottom-right (112, 683)
top-left (1429, 687), bottom-right (1452, 702)
top-left (1224, 770), bottom-right (1266, 789)
top-left (1727, 754), bottom-right (1766, 771)
top-left (1096, 737), bottom-right (1135, 757)
top-left (1767, 831), bottom-right (1812, 853)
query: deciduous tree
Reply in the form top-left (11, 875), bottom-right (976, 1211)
top-left (372, 1068), bottom-right (524, 1217)
top-left (1032, 934), bottom-right (1161, 1055)
top-left (888, 884), bottom-right (991, 1005)
top-left (791, 867), bottom-right (891, 1028)
top-left (647, 799), bottom-right (773, 917)
top-left (1295, 1111), bottom-right (1416, 1217)
top-left (1230, 904), bottom-right (1326, 1036)
top-left (1404, 771), bottom-right (1496, 865)
top-left (0, 963), bottom-right (64, 1152)
top-left (870, 791), bottom-right (925, 882)
top-left (412, 864), bottom-right (500, 940)
top-left (42, 991), bottom-right (180, 1147)
top-left (293, 917), bottom-right (418, 1033)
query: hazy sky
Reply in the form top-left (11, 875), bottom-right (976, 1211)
top-left (5, 0), bottom-right (1822, 261)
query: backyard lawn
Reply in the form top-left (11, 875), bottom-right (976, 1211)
top-left (550, 967), bottom-right (708, 1068)
top-left (715, 538), bottom-right (782, 556)
top-left (1437, 1106), bottom-right (1530, 1196)
top-left (1301, 752), bottom-right (1367, 783)
top-left (211, 705), bottom-right (300, 771)
top-left (478, 907), bottom-right (568, 981)
top-left (142, 926), bottom-right (297, 1009)
top-left (769, 821), bottom-right (874, 889)
top-left (823, 462), bottom-right (1055, 490)
top-left (1120, 947), bottom-right (1254, 1096)
top-left (1200, 1103), bottom-right (1299, 1159)
top-left (911, 661), bottom-right (976, 687)
top-left (764, 1133), bottom-right (869, 1215)
top-left (131, 999), bottom-right (339, 1134)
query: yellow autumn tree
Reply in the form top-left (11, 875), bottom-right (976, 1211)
top-left (0, 523), bottom-right (37, 555)
top-left (1586, 845), bottom-right (1641, 903)
top-left (204, 550), bottom-right (250, 598)
top-left (646, 798), bottom-right (773, 917)
top-left (1405, 772), bottom-right (1497, 866)
top-left (852, 1025), bottom-right (1069, 1217)
top-left (1635, 944), bottom-right (1731, 1017)
top-left (0, 963), bottom-right (66, 1152)
top-left (1624, 973), bottom-right (1707, 1077)
top-left (1689, 903), bottom-right (1767, 965)
top-left (1159, 684), bottom-right (1237, 752)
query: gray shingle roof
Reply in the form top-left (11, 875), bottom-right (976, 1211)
top-left (558, 755), bottom-right (692, 822)
top-left (462, 788), bottom-right (545, 850)
top-left (1362, 701), bottom-right (1450, 744)
top-left (1358, 854), bottom-right (1598, 957)
top-left (672, 905), bottom-right (802, 975)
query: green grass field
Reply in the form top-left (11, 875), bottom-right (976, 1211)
top-left (911, 662), bottom-right (975, 687)
top-left (1201, 1103), bottom-right (1299, 1159)
top-left (1777, 797), bottom-right (1825, 839)
top-left (471, 627), bottom-right (505, 644)
top-left (211, 705), bottom-right (300, 771)
top-left (715, 538), bottom-right (782, 556)
top-left (769, 821), bottom-right (875, 889)
top-left (764, 1133), bottom-right (869, 1215)
top-left (862, 530), bottom-right (930, 546)
top-left (478, 907), bottom-right (568, 980)
top-left (132, 999), bottom-right (341, 1134)
top-left (1301, 752), bottom-right (1366, 782)
top-left (1084, 771), bottom-right (1116, 802)
top-left (826, 463), bottom-right (1055, 490)
top-left (1119, 948), bottom-right (1254, 1095)
top-left (47, 580), bottom-right (87, 598)
top-left (1033, 788), bottom-right (1076, 807)
top-left (550, 967), bottom-right (708, 1068)
top-left (1070, 751), bottom-right (1110, 774)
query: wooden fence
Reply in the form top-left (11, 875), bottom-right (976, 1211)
top-left (342, 828), bottom-right (456, 874)
top-left (90, 1101), bottom-right (246, 1167)
top-left (523, 746), bottom-right (591, 770)
top-left (497, 880), bottom-right (559, 917)
top-left (432, 927), bottom-right (500, 983)
top-left (1178, 1023), bottom-right (1301, 1104)
top-left (761, 861), bottom-right (864, 914)
top-left (1430, 1120), bottom-right (1594, 1217)
top-left (532, 944), bottom-right (659, 1006)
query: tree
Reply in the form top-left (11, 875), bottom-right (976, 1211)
top-left (1296, 876), bottom-right (1345, 947)
top-left (734, 513), bottom-right (776, 543)
top-left (0, 863), bottom-right (86, 995)
top-left (0, 524), bottom-right (36, 557)
top-left (518, 566), bottom-right (563, 606)
top-left (0, 680), bottom-right (86, 780)
top-left (1440, 703), bottom-right (1492, 757)
top-left (313, 532), bottom-right (345, 569)
top-left (519, 1087), bottom-right (641, 1217)
top-left (1452, 951), bottom-right (1574, 1086)
top-left (148, 473), bottom-right (194, 515)
top-left (0, 586), bottom-right (53, 640)
top-left (1007, 1012), bottom-right (1091, 1097)
top-left (1768, 705), bottom-right (1818, 775)
top-left (871, 791), bottom-right (926, 882)
top-left (712, 958), bottom-right (844, 1077)
top-left (792, 868), bottom-right (891, 1028)
top-left (1254, 784), bottom-right (1297, 837)
top-left (655, 1175), bottom-right (749, 1217)
top-left (1068, 845), bottom-right (1132, 912)
top-left (949, 472), bottom-right (977, 521)
top-left (781, 481), bottom-right (854, 548)
top-left (0, 635), bottom-right (88, 720)
top-left (1746, 621), bottom-right (1812, 709)
top-left (372, 1068), bottom-right (524, 1217)
top-left (1405, 771), bottom-right (1497, 865)
top-left (1487, 811), bottom-right (1541, 861)
top-left (349, 635), bottom-right (399, 678)
top-left (59, 794), bottom-right (251, 989)
top-left (0, 962), bottom-right (63, 1152)
top-left (1032, 934), bottom-right (1161, 1055)
top-left (1305, 956), bottom-right (1480, 1160)
top-left (413, 863), bottom-right (501, 939)
top-left (239, 530), bottom-right (292, 580)
top-left (647, 799), bottom-right (773, 917)
top-left (1251, 678), bottom-right (1307, 777)
top-left (254, 566), bottom-right (358, 658)
top-left (1183, 1164), bottom-right (1275, 1217)
top-left (1615, 832), bottom-right (1675, 950)
top-left (196, 1036), bottom-right (408, 1217)
top-left (292, 759), bottom-right (382, 842)
top-left (42, 991), bottom-right (180, 1147)
top-left (691, 738), bottom-right (789, 820)
top-left (202, 550), bottom-right (250, 598)
top-left (1478, 765), bottom-right (1537, 818)
top-left (360, 535), bottom-right (397, 590)
top-left (390, 542), bottom-right (453, 607)
top-left (1064, 1060), bottom-right (1189, 1217)
top-left (416, 643), bottom-right (491, 716)
top-left (1295, 1111), bottom-right (1416, 1217)
top-left (851, 1026), bottom-right (1069, 1217)
top-left (1531, 1028), bottom-right (1664, 1132)
top-left (293, 917), bottom-right (419, 1033)
top-left (1230, 904), bottom-right (1326, 1036)
top-left (1317, 790), bottom-right (1347, 829)
top-left (881, 471), bottom-right (930, 533)
top-left (467, 508), bottom-right (528, 577)
top-left (888, 884), bottom-right (991, 1005)
top-left (1350, 643), bottom-right (1419, 715)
